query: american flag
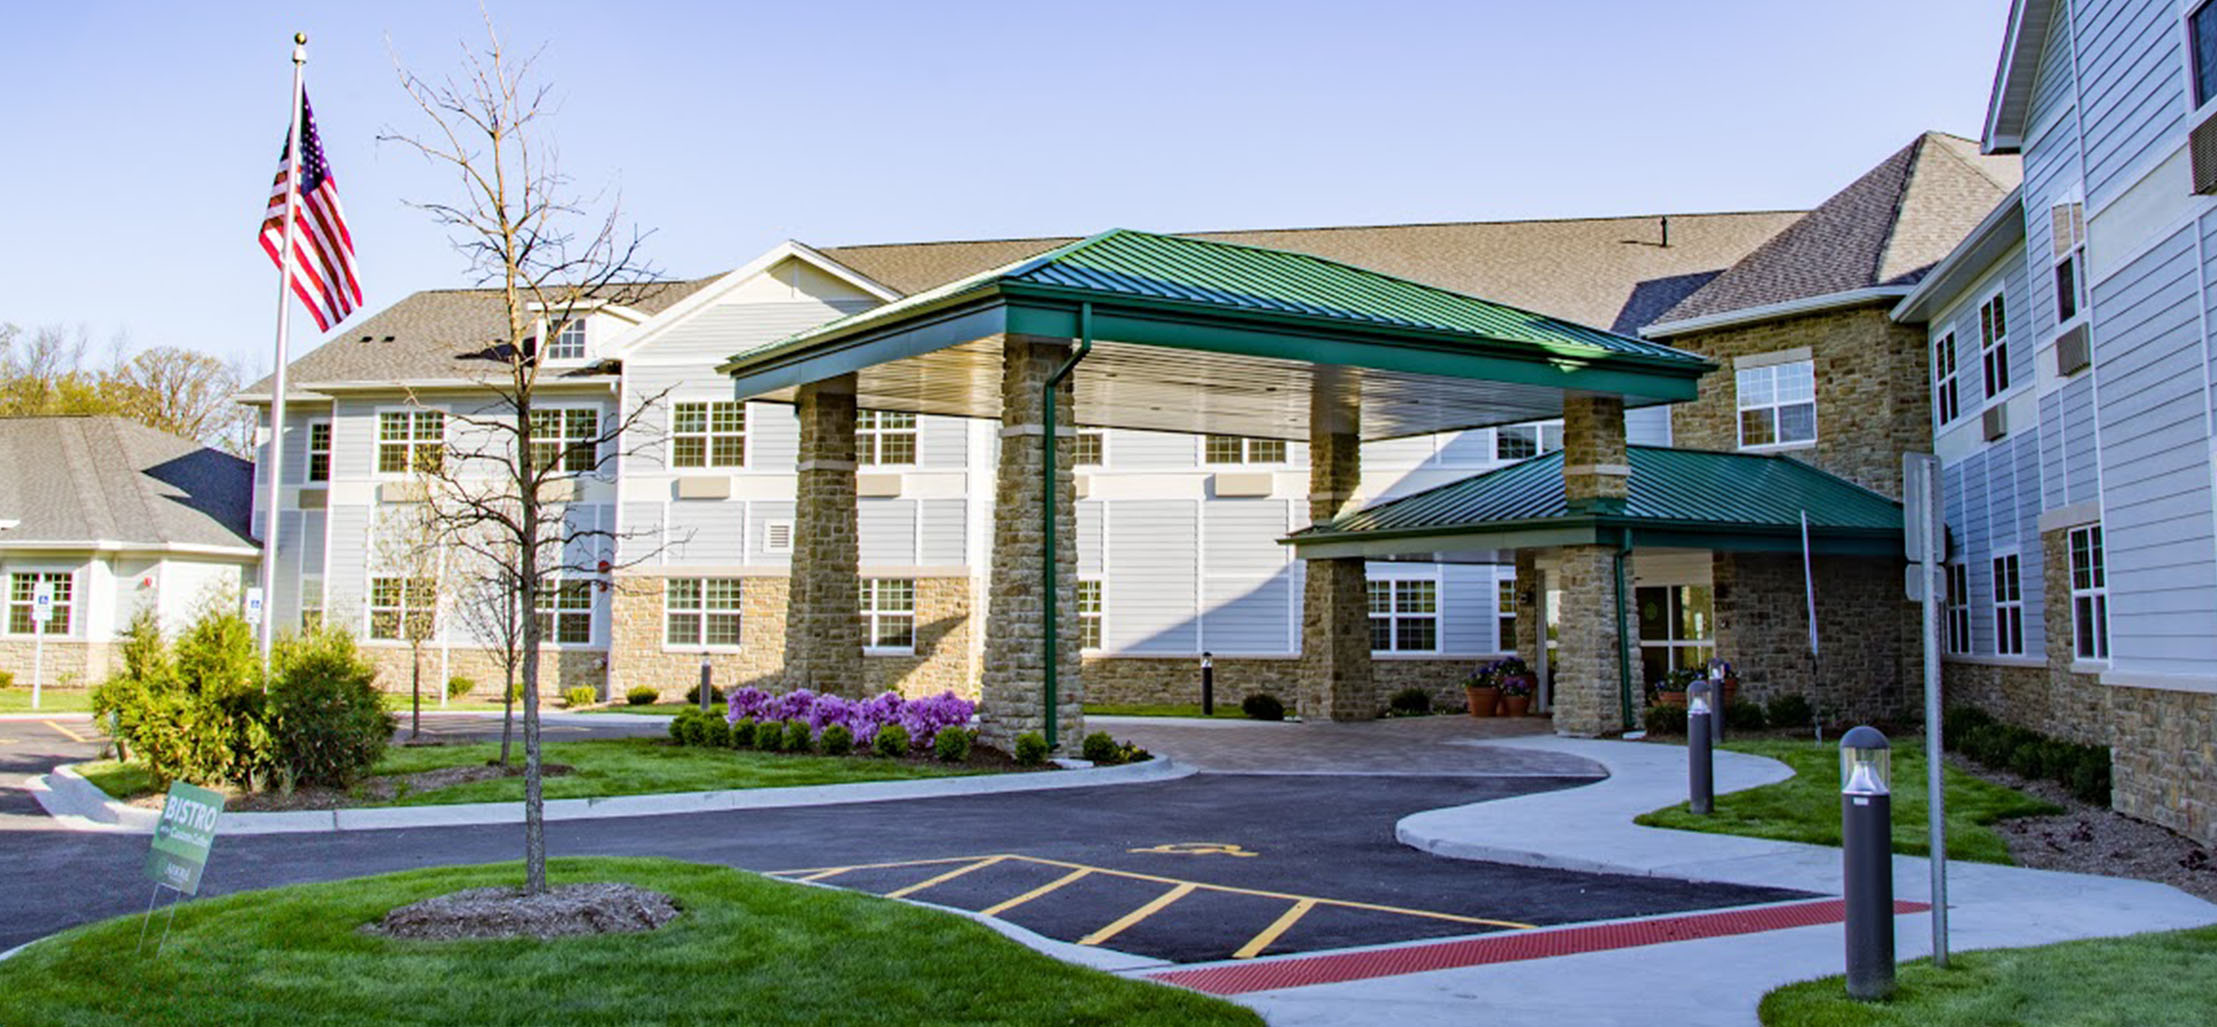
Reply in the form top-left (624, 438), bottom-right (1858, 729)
top-left (259, 91), bottom-right (361, 331)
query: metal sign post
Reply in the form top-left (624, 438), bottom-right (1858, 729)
top-left (30, 582), bottom-right (52, 710)
top-left (1902, 453), bottom-right (1949, 967)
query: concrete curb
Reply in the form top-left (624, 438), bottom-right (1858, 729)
top-left (30, 755), bottom-right (1194, 836)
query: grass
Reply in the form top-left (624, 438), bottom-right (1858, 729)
top-left (1760, 926), bottom-right (2217, 1026)
top-left (0, 857), bottom-right (1259, 1026)
top-left (1635, 738), bottom-right (2059, 864)
top-left (578, 702), bottom-right (726, 717)
top-left (380, 694), bottom-right (515, 713)
top-left (0, 687), bottom-right (94, 713)
top-left (1085, 702), bottom-right (1247, 719)
top-left (72, 759), bottom-right (155, 799)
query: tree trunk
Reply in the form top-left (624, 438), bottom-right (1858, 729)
top-left (520, 452), bottom-right (547, 896)
top-left (410, 643), bottom-right (423, 740)
top-left (499, 659), bottom-right (516, 766)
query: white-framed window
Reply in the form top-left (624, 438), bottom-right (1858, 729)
top-left (534, 579), bottom-right (593, 645)
top-left (1933, 333), bottom-right (1960, 426)
top-left (665, 578), bottom-right (742, 648)
top-left (7, 571), bottom-right (72, 636)
top-left (368, 576), bottom-right (436, 641)
top-left (1979, 292), bottom-right (2010, 399)
top-left (2070, 525), bottom-right (2109, 660)
top-left (1636, 585), bottom-right (1715, 683)
top-left (529, 407), bottom-right (600, 475)
top-left (1992, 553), bottom-right (2024, 656)
top-left (671, 401), bottom-right (745, 468)
top-left (1496, 578), bottom-right (1518, 653)
top-left (2192, 0), bottom-right (2217, 108)
top-left (1074, 429), bottom-right (1104, 468)
top-left (2052, 200), bottom-right (2087, 325)
top-left (1077, 578), bottom-right (1103, 650)
top-left (299, 576), bottom-right (325, 632)
top-left (306, 421), bottom-right (332, 483)
top-left (1735, 361), bottom-right (1816, 449)
top-left (857, 410), bottom-right (917, 466)
top-left (1493, 423), bottom-right (1563, 461)
top-left (1204, 435), bottom-right (1287, 465)
top-left (862, 578), bottom-right (916, 652)
top-left (1368, 578), bottom-right (1438, 653)
top-left (545, 319), bottom-right (587, 361)
top-left (376, 410), bottom-right (445, 475)
top-left (1945, 563), bottom-right (1972, 655)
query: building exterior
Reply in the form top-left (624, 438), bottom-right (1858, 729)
top-left (0, 416), bottom-right (258, 689)
top-left (1895, 0), bottom-right (2217, 845)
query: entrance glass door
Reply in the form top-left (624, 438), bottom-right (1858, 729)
top-left (1636, 585), bottom-right (1714, 686)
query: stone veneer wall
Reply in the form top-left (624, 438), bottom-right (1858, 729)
top-left (1711, 551), bottom-right (1913, 723)
top-left (1551, 545), bottom-right (1629, 736)
top-left (0, 640), bottom-right (115, 690)
top-left (978, 337), bottom-right (1084, 749)
top-left (1667, 305), bottom-right (1931, 499)
top-left (1084, 655), bottom-right (1485, 715)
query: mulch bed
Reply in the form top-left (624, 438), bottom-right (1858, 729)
top-left (1947, 753), bottom-right (2217, 903)
top-left (362, 882), bottom-right (680, 941)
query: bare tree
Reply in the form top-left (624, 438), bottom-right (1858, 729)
top-left (369, 499), bottom-right (449, 741)
top-left (0, 324), bottom-right (108, 416)
top-left (387, 17), bottom-right (668, 895)
top-left (107, 347), bottom-right (253, 454)
top-left (452, 541), bottom-right (527, 765)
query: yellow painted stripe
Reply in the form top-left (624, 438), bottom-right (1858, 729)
top-left (44, 720), bottom-right (89, 743)
top-left (1234, 898), bottom-right (1317, 959)
top-left (1007, 855), bottom-right (1534, 930)
top-left (769, 855), bottom-right (995, 878)
top-left (979, 868), bottom-right (1093, 917)
top-left (885, 856), bottom-right (1006, 899)
top-left (1078, 882), bottom-right (1196, 947)
top-left (796, 868), bottom-right (852, 883)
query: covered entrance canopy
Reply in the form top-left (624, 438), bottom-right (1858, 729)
top-left (718, 228), bottom-right (1717, 745)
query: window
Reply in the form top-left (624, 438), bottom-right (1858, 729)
top-left (857, 410), bottom-right (917, 466)
top-left (1736, 361), bottom-right (1817, 449)
top-left (672, 401), bottom-right (745, 468)
top-left (7, 572), bottom-right (71, 635)
top-left (376, 410), bottom-right (444, 475)
top-left (1367, 579), bottom-right (1438, 652)
top-left (368, 576), bottom-right (436, 641)
top-left (1933, 333), bottom-right (1960, 426)
top-left (1992, 554), bottom-right (2024, 656)
top-left (2070, 525), bottom-right (2109, 660)
top-left (1979, 292), bottom-right (2010, 398)
top-left (1636, 585), bottom-right (1714, 684)
top-left (2193, 0), bottom-right (2217, 106)
top-left (2052, 200), bottom-right (2087, 323)
top-left (1204, 435), bottom-right (1287, 465)
top-left (1074, 429), bottom-right (1104, 468)
top-left (1497, 578), bottom-right (1518, 653)
top-left (306, 421), bottom-right (332, 483)
top-left (1945, 563), bottom-right (1972, 655)
top-left (545, 319), bottom-right (587, 361)
top-left (299, 576), bottom-right (325, 632)
top-left (529, 408), bottom-right (600, 475)
top-left (665, 578), bottom-right (742, 648)
top-left (862, 578), bottom-right (916, 651)
top-left (1495, 426), bottom-right (1539, 461)
top-left (1077, 578), bottom-right (1103, 650)
top-left (534, 579), bottom-right (593, 644)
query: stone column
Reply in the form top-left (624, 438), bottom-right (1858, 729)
top-left (1300, 368), bottom-right (1375, 721)
top-left (1551, 544), bottom-right (1629, 736)
top-left (980, 336), bottom-right (1084, 750)
top-left (783, 374), bottom-right (864, 697)
top-left (1562, 392), bottom-right (1629, 512)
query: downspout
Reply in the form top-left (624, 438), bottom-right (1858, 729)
top-left (1042, 303), bottom-right (1093, 750)
top-left (1614, 529), bottom-right (1635, 732)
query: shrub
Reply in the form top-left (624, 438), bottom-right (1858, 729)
top-left (729, 717), bottom-right (757, 749)
top-left (95, 608), bottom-right (270, 789)
top-left (753, 717), bottom-right (785, 752)
top-left (782, 719), bottom-right (813, 753)
top-left (446, 676), bottom-right (477, 700)
top-left (686, 681), bottom-right (719, 707)
top-left (1723, 700), bottom-right (1767, 731)
top-left (820, 723), bottom-right (855, 757)
top-left (1116, 741), bottom-right (1153, 763)
top-left (562, 686), bottom-right (597, 709)
top-left (1765, 694), bottom-right (1813, 729)
top-left (0, 668), bottom-right (13, 689)
top-left (1242, 693), bottom-right (1285, 722)
top-left (1013, 731), bottom-right (1049, 766)
top-left (933, 726), bottom-right (972, 762)
top-left (507, 680), bottom-right (526, 704)
top-left (1081, 731), bottom-right (1119, 765)
top-left (264, 628), bottom-right (391, 788)
top-left (873, 722), bottom-right (910, 758)
top-left (1942, 705), bottom-right (1995, 750)
top-left (2070, 750), bottom-right (2113, 804)
top-left (668, 711), bottom-right (692, 743)
top-left (625, 686), bottom-right (659, 706)
top-left (1643, 702), bottom-right (1688, 735)
top-left (702, 718), bottom-right (732, 748)
top-left (1387, 687), bottom-right (1432, 717)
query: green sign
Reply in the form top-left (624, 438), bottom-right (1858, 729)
top-left (145, 782), bottom-right (223, 895)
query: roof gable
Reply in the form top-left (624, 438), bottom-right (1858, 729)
top-left (1984, 0), bottom-right (2061, 153)
top-left (0, 416), bottom-right (255, 550)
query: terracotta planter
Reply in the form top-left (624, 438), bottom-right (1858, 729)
top-left (1719, 678), bottom-right (1740, 708)
top-left (1501, 694), bottom-right (1532, 718)
top-left (1464, 685), bottom-right (1501, 718)
top-left (1655, 690), bottom-right (1687, 707)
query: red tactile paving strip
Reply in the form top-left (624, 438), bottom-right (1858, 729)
top-left (1149, 898), bottom-right (1931, 995)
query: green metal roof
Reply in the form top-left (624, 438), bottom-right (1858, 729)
top-left (1288, 445), bottom-right (1904, 556)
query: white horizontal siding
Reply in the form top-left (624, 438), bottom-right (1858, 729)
top-left (858, 498), bottom-right (917, 565)
top-left (919, 499), bottom-right (966, 565)
top-left (2074, 0), bottom-right (2189, 206)
top-left (1201, 499), bottom-right (1295, 654)
top-left (1105, 500), bottom-right (1198, 653)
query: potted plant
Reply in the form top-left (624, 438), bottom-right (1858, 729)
top-left (1497, 672), bottom-right (1534, 718)
top-left (1463, 661), bottom-right (1502, 718)
top-left (1708, 659), bottom-right (1740, 708)
top-left (1653, 667), bottom-right (1697, 707)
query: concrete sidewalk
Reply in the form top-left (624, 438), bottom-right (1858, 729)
top-left (1195, 735), bottom-right (2217, 1027)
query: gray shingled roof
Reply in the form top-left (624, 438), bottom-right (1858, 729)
top-left (1652, 133), bottom-right (2021, 327)
top-left (0, 416), bottom-right (256, 549)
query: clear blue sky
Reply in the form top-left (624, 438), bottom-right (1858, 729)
top-left (0, 1), bottom-right (2011, 373)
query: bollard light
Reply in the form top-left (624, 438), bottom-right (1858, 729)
top-left (698, 653), bottom-right (714, 713)
top-left (1840, 725), bottom-right (1892, 796)
top-left (1840, 725), bottom-right (1896, 1001)
top-left (1201, 651), bottom-right (1215, 716)
top-left (1685, 679), bottom-right (1714, 815)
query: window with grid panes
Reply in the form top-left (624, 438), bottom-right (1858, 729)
top-left (664, 578), bottom-right (742, 648)
top-left (1367, 579), bottom-right (1438, 652)
top-left (1945, 563), bottom-right (1971, 655)
top-left (306, 421), bottom-right (331, 482)
top-left (299, 576), bottom-right (325, 631)
top-left (1980, 292), bottom-right (2010, 398)
top-left (1992, 554), bottom-right (2023, 656)
top-left (1736, 361), bottom-right (1816, 448)
top-left (529, 408), bottom-right (599, 474)
top-left (1933, 333), bottom-right (1960, 425)
top-left (1497, 578), bottom-right (1518, 652)
top-left (2070, 526), bottom-right (2108, 660)
top-left (1203, 435), bottom-right (1286, 464)
top-left (862, 578), bottom-right (916, 650)
top-left (376, 410), bottom-right (444, 474)
top-left (534, 579), bottom-right (593, 644)
top-left (369, 577), bottom-right (436, 641)
top-left (546, 319), bottom-right (587, 360)
top-left (1077, 578), bottom-right (1103, 649)
top-left (671, 401), bottom-right (745, 468)
top-left (7, 572), bottom-right (71, 635)
top-left (1074, 429), bottom-right (1103, 467)
top-left (857, 410), bottom-right (917, 466)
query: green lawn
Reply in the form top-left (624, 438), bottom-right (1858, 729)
top-left (0, 857), bottom-right (1258, 1027)
top-left (1085, 702), bottom-right (1247, 719)
top-left (78, 737), bottom-right (989, 807)
top-left (578, 702), bottom-right (726, 717)
top-left (1636, 738), bottom-right (2058, 864)
top-left (0, 688), bottom-right (93, 713)
top-left (1761, 926), bottom-right (2217, 1026)
top-left (380, 695), bottom-right (515, 713)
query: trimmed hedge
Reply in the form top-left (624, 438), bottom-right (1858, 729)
top-left (1944, 705), bottom-right (2112, 805)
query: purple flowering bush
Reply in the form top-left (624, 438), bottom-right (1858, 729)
top-left (725, 687), bottom-right (975, 755)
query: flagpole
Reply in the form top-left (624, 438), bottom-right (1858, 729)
top-left (257, 32), bottom-right (307, 665)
